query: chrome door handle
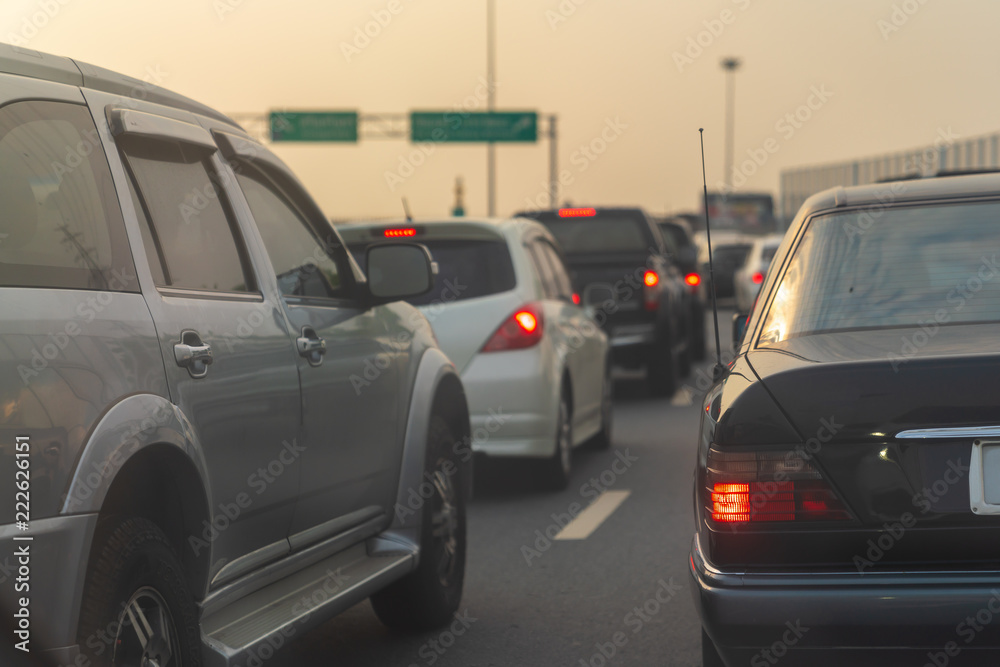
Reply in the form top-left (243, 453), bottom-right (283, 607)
top-left (297, 328), bottom-right (326, 367)
top-left (174, 332), bottom-right (213, 378)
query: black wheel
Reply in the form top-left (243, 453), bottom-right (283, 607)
top-left (78, 517), bottom-right (202, 667)
top-left (542, 392), bottom-right (573, 490)
top-left (371, 415), bottom-right (467, 631)
top-left (589, 365), bottom-right (613, 450)
top-left (701, 629), bottom-right (726, 667)
top-left (691, 309), bottom-right (707, 361)
top-left (678, 342), bottom-right (693, 378)
top-left (647, 335), bottom-right (678, 398)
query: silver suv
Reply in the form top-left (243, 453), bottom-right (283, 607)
top-left (0, 45), bottom-right (471, 666)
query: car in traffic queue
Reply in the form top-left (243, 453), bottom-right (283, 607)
top-left (338, 218), bottom-right (612, 489)
top-left (515, 207), bottom-right (693, 396)
top-left (733, 233), bottom-right (784, 313)
top-left (692, 173), bottom-right (1000, 666)
top-left (0, 45), bottom-right (473, 666)
top-left (657, 215), bottom-right (708, 361)
top-left (695, 231), bottom-right (753, 299)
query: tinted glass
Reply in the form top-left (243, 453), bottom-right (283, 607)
top-left (658, 224), bottom-right (687, 252)
top-left (123, 139), bottom-right (252, 292)
top-left (235, 168), bottom-right (345, 299)
top-left (714, 244), bottom-right (752, 269)
top-left (761, 245), bottom-right (779, 263)
top-left (760, 201), bottom-right (1000, 343)
top-left (350, 239), bottom-right (516, 305)
top-left (541, 218), bottom-right (650, 254)
top-left (0, 101), bottom-right (134, 290)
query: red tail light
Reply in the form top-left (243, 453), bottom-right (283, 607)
top-left (572, 292), bottom-right (581, 305)
top-left (558, 207), bottom-right (596, 218)
top-left (685, 273), bottom-right (701, 287)
top-left (706, 448), bottom-right (850, 523)
top-left (481, 304), bottom-right (544, 352)
top-left (643, 270), bottom-right (660, 311)
top-left (384, 228), bottom-right (416, 237)
top-left (752, 271), bottom-right (764, 285)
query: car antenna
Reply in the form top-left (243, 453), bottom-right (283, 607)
top-left (699, 129), bottom-right (725, 380)
top-left (401, 197), bottom-right (413, 222)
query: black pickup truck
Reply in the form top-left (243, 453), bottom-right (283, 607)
top-left (515, 207), bottom-right (692, 395)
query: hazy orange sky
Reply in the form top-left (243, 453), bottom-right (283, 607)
top-left (3, 0), bottom-right (998, 220)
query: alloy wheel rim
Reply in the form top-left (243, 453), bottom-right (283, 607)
top-left (430, 462), bottom-right (459, 587)
top-left (558, 401), bottom-right (571, 474)
top-left (113, 586), bottom-right (179, 667)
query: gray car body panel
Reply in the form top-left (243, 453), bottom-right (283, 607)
top-left (0, 51), bottom-right (468, 658)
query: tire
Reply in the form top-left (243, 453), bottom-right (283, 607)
top-left (78, 517), bottom-right (202, 667)
top-left (647, 335), bottom-right (678, 398)
top-left (691, 313), bottom-right (707, 362)
top-left (371, 415), bottom-right (467, 632)
top-left (589, 364), bottom-right (613, 450)
top-left (542, 392), bottom-right (573, 490)
top-left (701, 628), bottom-right (726, 667)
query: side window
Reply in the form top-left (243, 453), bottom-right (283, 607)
top-left (233, 164), bottom-right (348, 300)
top-left (121, 138), bottom-right (254, 293)
top-left (526, 241), bottom-right (559, 300)
top-left (0, 100), bottom-right (136, 291)
top-left (540, 241), bottom-right (574, 301)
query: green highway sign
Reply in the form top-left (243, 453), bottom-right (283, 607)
top-left (411, 111), bottom-right (538, 143)
top-left (269, 111), bottom-right (358, 142)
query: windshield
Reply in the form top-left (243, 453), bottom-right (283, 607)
top-left (760, 201), bottom-right (1000, 343)
top-left (540, 217), bottom-right (651, 254)
top-left (350, 239), bottom-right (516, 306)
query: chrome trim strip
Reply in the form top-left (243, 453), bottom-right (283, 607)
top-left (157, 287), bottom-right (263, 302)
top-left (896, 426), bottom-right (1000, 439)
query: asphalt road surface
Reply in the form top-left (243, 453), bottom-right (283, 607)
top-left (268, 311), bottom-right (736, 667)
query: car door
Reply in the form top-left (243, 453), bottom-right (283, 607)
top-left (95, 97), bottom-right (303, 589)
top-left (216, 136), bottom-right (400, 548)
top-left (536, 238), bottom-right (606, 433)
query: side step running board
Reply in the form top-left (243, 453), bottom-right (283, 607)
top-left (200, 543), bottom-right (413, 667)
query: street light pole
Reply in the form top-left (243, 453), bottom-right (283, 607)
top-left (487, 0), bottom-right (496, 216)
top-left (721, 57), bottom-right (741, 189)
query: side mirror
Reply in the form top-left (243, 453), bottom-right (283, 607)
top-left (732, 312), bottom-right (749, 351)
top-left (365, 243), bottom-right (436, 303)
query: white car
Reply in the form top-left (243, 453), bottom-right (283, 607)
top-left (340, 218), bottom-right (611, 488)
top-left (733, 234), bottom-right (785, 312)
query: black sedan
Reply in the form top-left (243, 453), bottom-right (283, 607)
top-left (692, 173), bottom-right (1000, 666)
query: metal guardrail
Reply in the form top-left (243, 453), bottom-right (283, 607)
top-left (779, 128), bottom-right (997, 220)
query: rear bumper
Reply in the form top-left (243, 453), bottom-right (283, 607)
top-left (461, 347), bottom-right (559, 459)
top-left (691, 535), bottom-right (1000, 665)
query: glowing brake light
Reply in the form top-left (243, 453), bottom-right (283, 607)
top-left (514, 311), bottom-right (538, 333)
top-left (572, 292), bottom-right (581, 305)
top-left (384, 228), bottom-right (416, 238)
top-left (643, 270), bottom-right (659, 287)
top-left (752, 271), bottom-right (765, 285)
top-left (706, 448), bottom-right (850, 524)
top-left (481, 304), bottom-right (544, 352)
top-left (558, 207), bottom-right (597, 218)
top-left (685, 273), bottom-right (701, 287)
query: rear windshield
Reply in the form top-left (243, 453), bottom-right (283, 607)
top-left (713, 244), bottom-right (752, 267)
top-left (350, 239), bottom-right (516, 306)
top-left (658, 224), bottom-right (690, 250)
top-left (761, 245), bottom-right (779, 263)
top-left (760, 201), bottom-right (1000, 343)
top-left (540, 217), bottom-right (651, 254)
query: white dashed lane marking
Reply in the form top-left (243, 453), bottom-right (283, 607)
top-left (554, 490), bottom-right (631, 540)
